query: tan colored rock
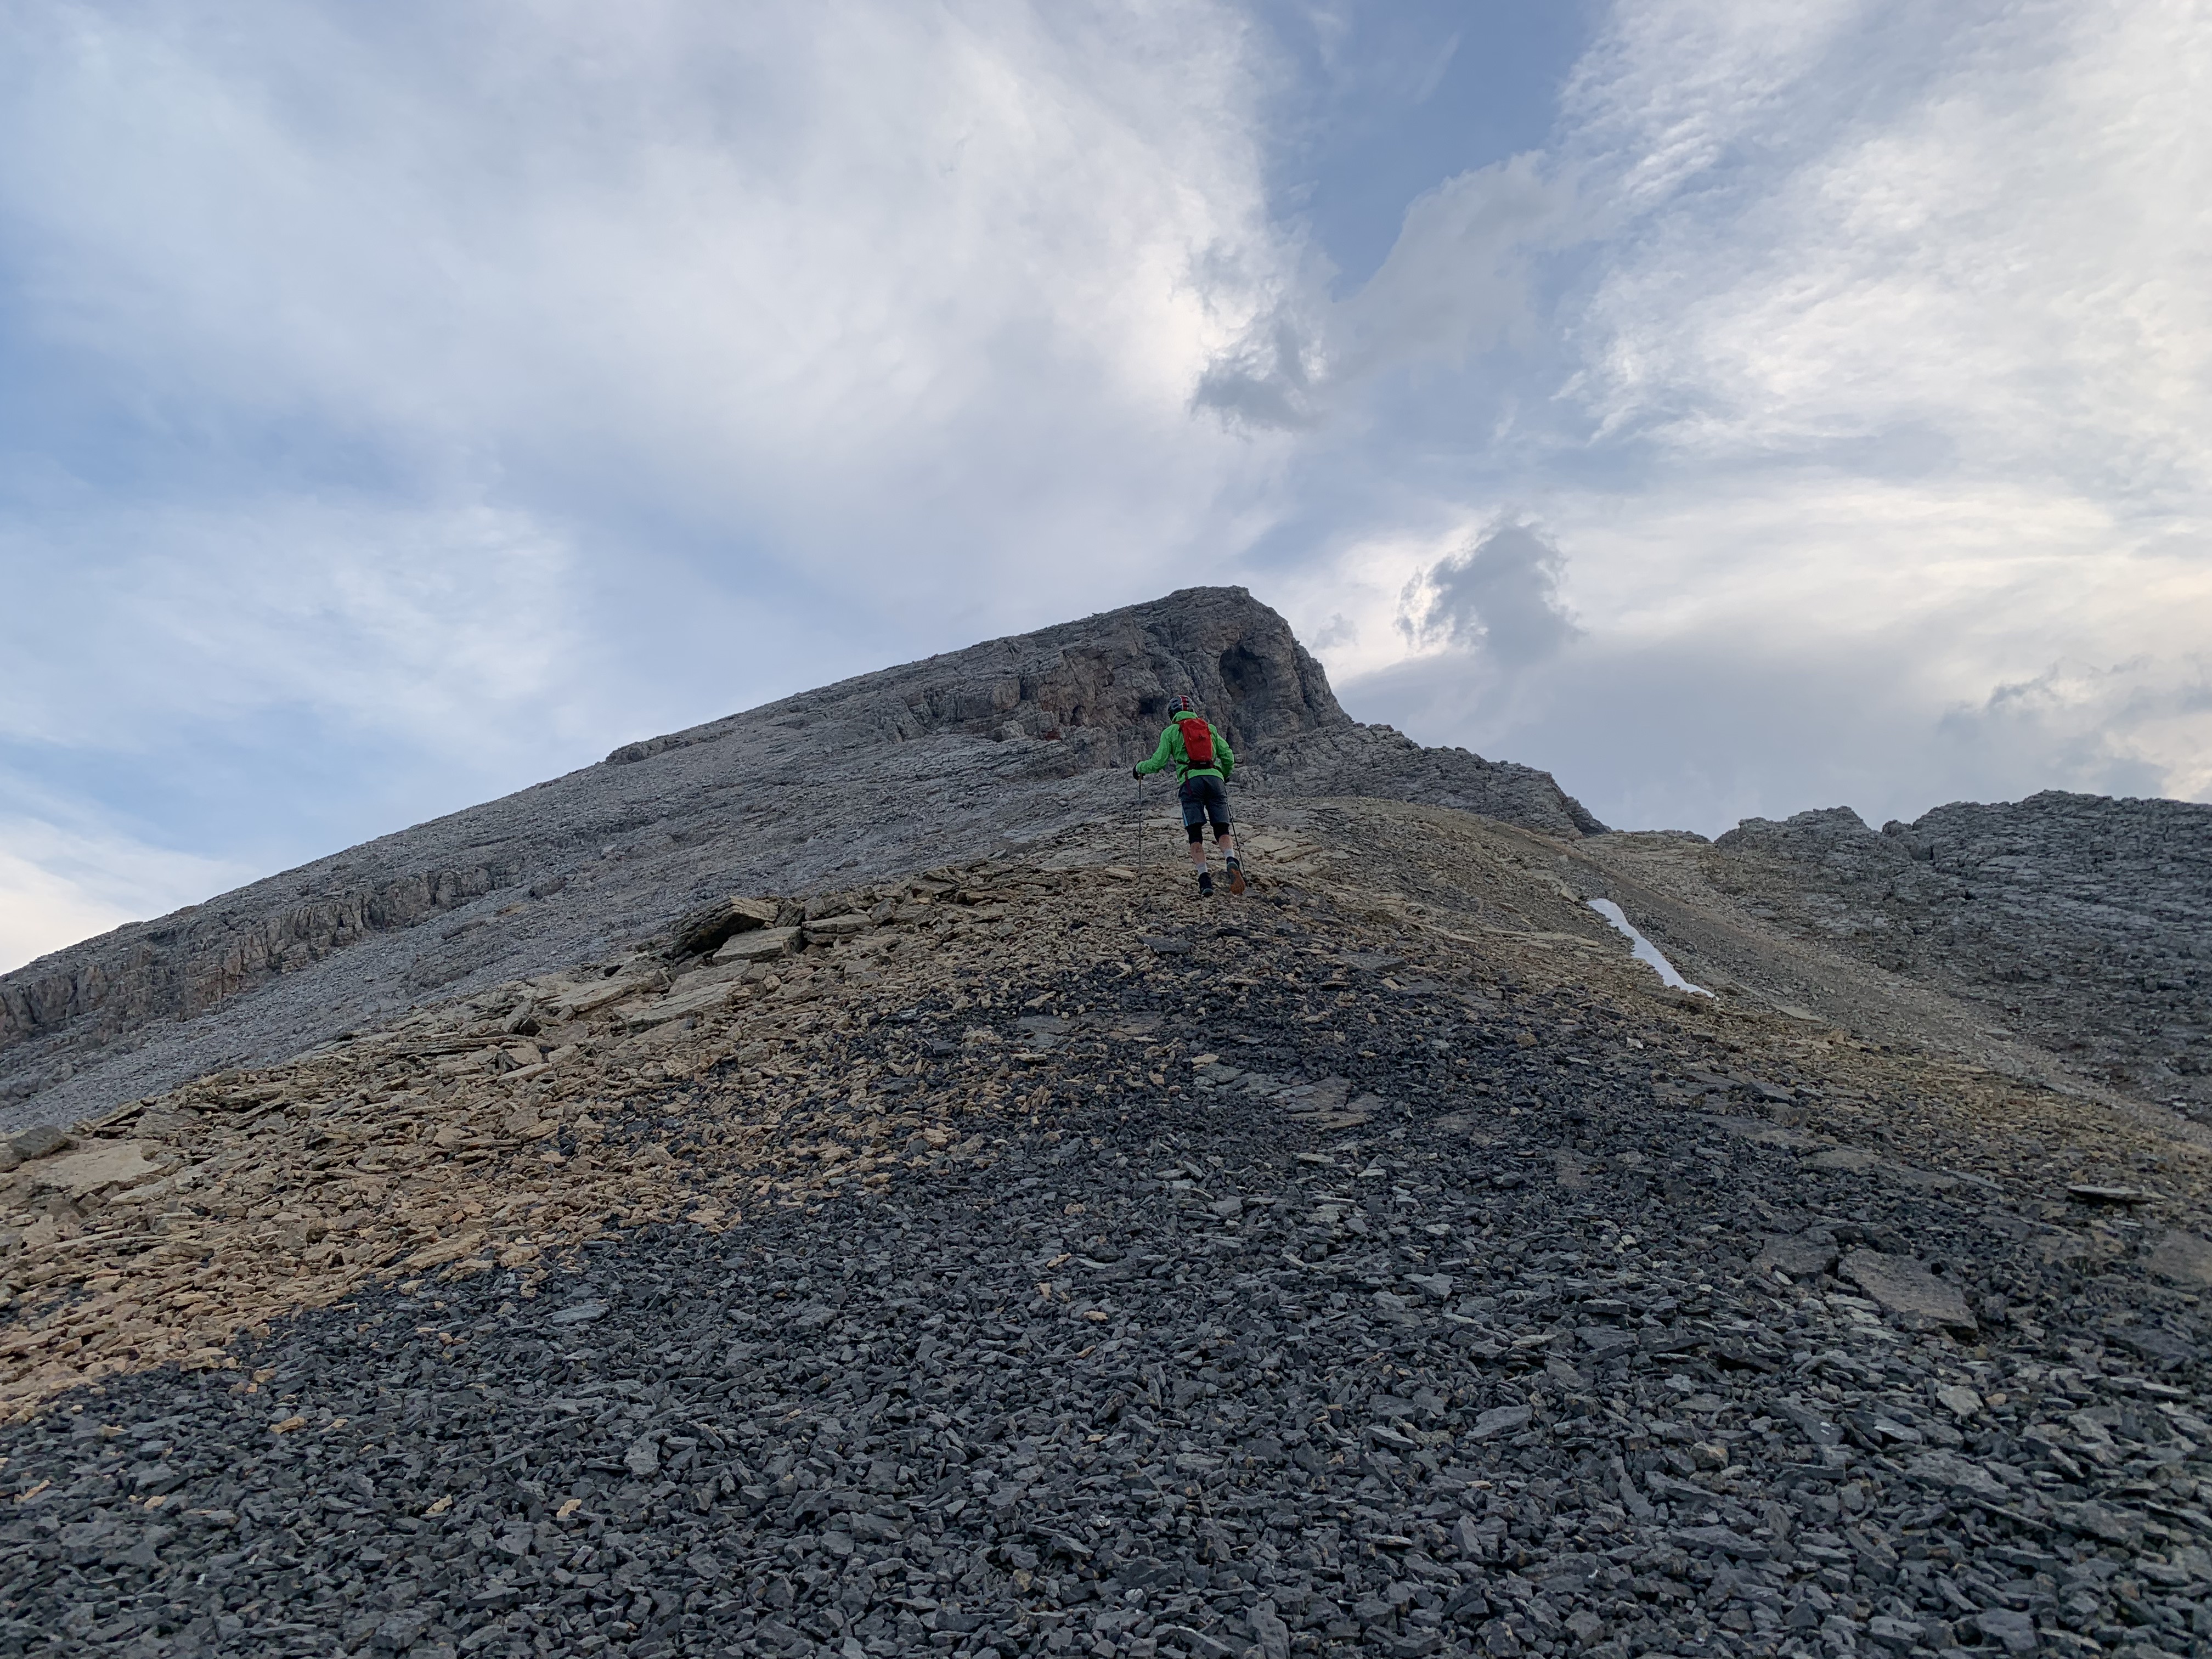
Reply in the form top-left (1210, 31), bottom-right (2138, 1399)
top-left (555, 974), bottom-right (663, 1018)
top-left (713, 927), bottom-right (800, 964)
top-left (671, 895), bottom-right (782, 957)
top-left (402, 1230), bottom-right (487, 1271)
top-left (631, 979), bottom-right (744, 1027)
top-left (435, 1048), bottom-right (505, 1077)
top-left (32, 1141), bottom-right (162, 1198)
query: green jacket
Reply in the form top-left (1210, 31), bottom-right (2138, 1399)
top-left (1136, 718), bottom-right (1233, 782)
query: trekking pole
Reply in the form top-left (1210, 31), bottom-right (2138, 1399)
top-left (1133, 772), bottom-right (1143, 865)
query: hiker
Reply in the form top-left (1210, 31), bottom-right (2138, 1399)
top-left (1133, 694), bottom-right (1244, 896)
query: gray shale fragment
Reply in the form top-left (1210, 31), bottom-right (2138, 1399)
top-left (1842, 1246), bottom-right (1979, 1335)
top-left (2143, 1227), bottom-right (2212, 1286)
top-left (1754, 1228), bottom-right (1839, 1279)
top-left (6, 1123), bottom-right (68, 1160)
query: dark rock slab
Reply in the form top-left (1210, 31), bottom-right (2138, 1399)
top-left (1843, 1248), bottom-right (1978, 1335)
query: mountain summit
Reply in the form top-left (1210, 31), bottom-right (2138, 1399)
top-left (1, 587), bottom-right (1599, 1128)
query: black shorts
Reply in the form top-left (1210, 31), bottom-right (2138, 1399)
top-left (1179, 775), bottom-right (1231, 830)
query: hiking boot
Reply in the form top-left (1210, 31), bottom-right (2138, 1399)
top-left (1197, 870), bottom-right (1215, 898)
top-left (1226, 857), bottom-right (1246, 896)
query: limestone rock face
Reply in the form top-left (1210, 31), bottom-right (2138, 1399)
top-left (0, 586), bottom-right (1599, 1128)
top-left (1712, 791), bottom-right (2212, 1116)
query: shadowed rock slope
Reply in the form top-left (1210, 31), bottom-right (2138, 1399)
top-left (1699, 797), bottom-right (2212, 1121)
top-left (0, 589), bottom-right (1601, 1132)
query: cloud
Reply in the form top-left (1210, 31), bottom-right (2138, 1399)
top-left (1279, 0), bottom-right (2212, 831)
top-left (1336, 474), bottom-right (2212, 834)
top-left (1355, 618), bottom-right (2204, 840)
top-left (1566, 0), bottom-right (2212, 497)
top-left (0, 1), bottom-right (1294, 629)
top-left (0, 499), bottom-right (582, 758)
top-left (1560, 0), bottom-right (1872, 211)
top-left (0, 800), bottom-right (251, 975)
top-left (1193, 150), bottom-right (1579, 429)
top-left (1397, 520), bottom-right (1580, 668)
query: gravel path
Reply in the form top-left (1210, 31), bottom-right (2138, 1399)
top-left (4, 871), bottom-right (2209, 1659)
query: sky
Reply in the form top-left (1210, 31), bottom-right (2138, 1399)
top-left (2, 0), bottom-right (2208, 972)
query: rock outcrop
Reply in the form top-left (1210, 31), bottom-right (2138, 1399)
top-left (0, 588), bottom-right (1600, 1130)
top-left (1711, 791), bottom-right (2212, 1115)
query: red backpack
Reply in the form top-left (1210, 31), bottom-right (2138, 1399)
top-left (1177, 715), bottom-right (1216, 769)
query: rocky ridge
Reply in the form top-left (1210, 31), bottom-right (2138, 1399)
top-left (1698, 798), bottom-right (2212, 1121)
top-left (0, 588), bottom-right (1600, 1135)
top-left (1, 798), bottom-right (2207, 1659)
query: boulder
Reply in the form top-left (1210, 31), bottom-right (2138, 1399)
top-left (1755, 1231), bottom-right (1839, 1279)
top-left (670, 896), bottom-right (782, 958)
top-left (622, 980), bottom-right (742, 1029)
top-left (8, 1125), bottom-right (70, 1161)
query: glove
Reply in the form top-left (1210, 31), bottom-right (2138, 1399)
top-left (1131, 767), bottom-right (1143, 780)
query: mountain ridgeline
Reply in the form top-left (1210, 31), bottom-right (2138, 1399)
top-left (4, 585), bottom-right (2207, 1133)
top-left (0, 588), bottom-right (1601, 1128)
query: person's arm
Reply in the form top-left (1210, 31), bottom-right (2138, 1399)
top-left (1214, 726), bottom-right (1235, 777)
top-left (1133, 726), bottom-right (1178, 776)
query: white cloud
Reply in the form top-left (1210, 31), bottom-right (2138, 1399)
top-left (1560, 0), bottom-right (1871, 211)
top-left (1570, 0), bottom-right (2212, 498)
top-left (1194, 149), bottom-right (1578, 427)
top-left (0, 808), bottom-right (251, 975)
top-left (0, 499), bottom-right (584, 757)
top-left (0, 0), bottom-right (1295, 642)
top-left (1301, 0), bottom-right (2212, 827)
top-left (1339, 472), bottom-right (2212, 832)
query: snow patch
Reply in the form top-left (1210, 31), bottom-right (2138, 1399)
top-left (1587, 898), bottom-right (1712, 996)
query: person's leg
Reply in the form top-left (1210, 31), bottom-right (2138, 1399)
top-left (1209, 781), bottom-right (1244, 893)
top-left (1181, 783), bottom-right (1212, 891)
